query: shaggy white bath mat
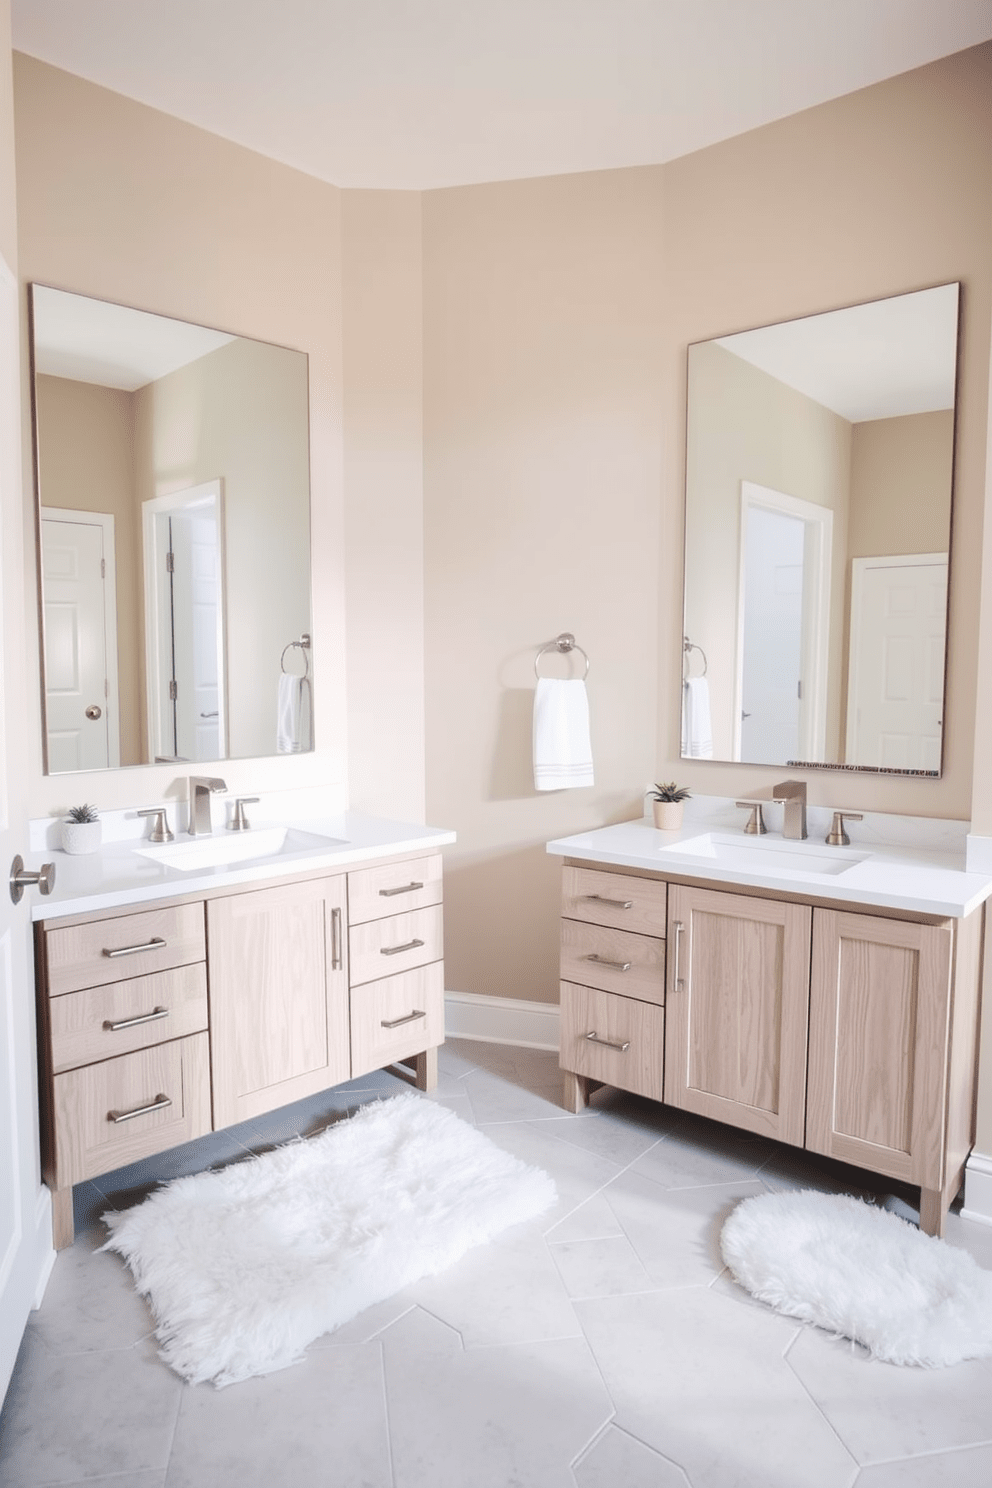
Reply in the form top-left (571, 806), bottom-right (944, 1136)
top-left (720, 1190), bottom-right (992, 1367)
top-left (101, 1094), bottom-right (557, 1387)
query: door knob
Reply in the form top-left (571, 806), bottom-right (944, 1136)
top-left (85, 704), bottom-right (103, 721)
top-left (9, 855), bottom-right (56, 905)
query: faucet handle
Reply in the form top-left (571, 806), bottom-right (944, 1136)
top-left (734, 801), bottom-right (767, 835)
top-left (137, 807), bottom-right (174, 844)
top-left (229, 797), bottom-right (260, 832)
top-left (826, 811), bottom-right (863, 847)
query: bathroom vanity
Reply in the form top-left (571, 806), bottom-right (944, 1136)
top-left (30, 813), bottom-right (453, 1248)
top-left (549, 807), bottom-right (992, 1237)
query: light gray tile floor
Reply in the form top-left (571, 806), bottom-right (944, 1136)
top-left (2, 1038), bottom-right (992, 1487)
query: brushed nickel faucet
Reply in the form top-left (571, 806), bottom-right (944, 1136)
top-left (188, 776), bottom-right (227, 836)
top-left (772, 780), bottom-right (807, 840)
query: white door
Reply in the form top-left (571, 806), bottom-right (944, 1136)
top-left (1, 257), bottom-right (53, 1401)
top-left (171, 507), bottom-right (222, 762)
top-left (846, 554), bottom-right (947, 771)
top-left (739, 504), bottom-right (805, 765)
top-left (40, 510), bottom-right (119, 772)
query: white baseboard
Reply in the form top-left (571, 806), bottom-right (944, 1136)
top-left (962, 1151), bottom-right (992, 1227)
top-left (31, 1186), bottom-right (56, 1309)
top-left (444, 992), bottom-right (559, 1052)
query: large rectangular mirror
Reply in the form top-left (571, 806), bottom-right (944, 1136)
top-left (30, 286), bottom-right (314, 773)
top-left (681, 283), bottom-right (959, 775)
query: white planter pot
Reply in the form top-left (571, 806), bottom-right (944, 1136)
top-left (61, 819), bottom-right (102, 855)
top-left (652, 800), bottom-right (684, 831)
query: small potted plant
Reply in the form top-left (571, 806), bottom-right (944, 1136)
top-left (649, 782), bottom-right (690, 831)
top-left (61, 803), bottom-right (102, 855)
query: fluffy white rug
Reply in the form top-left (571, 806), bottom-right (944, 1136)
top-left (101, 1094), bottom-right (557, 1387)
top-left (720, 1190), bottom-right (992, 1367)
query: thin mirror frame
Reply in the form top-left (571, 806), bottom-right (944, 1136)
top-left (680, 282), bottom-right (961, 778)
top-left (27, 283), bottom-right (315, 775)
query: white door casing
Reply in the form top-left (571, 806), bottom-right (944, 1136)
top-left (846, 553), bottom-right (948, 772)
top-left (40, 508), bottom-right (120, 772)
top-left (0, 254), bottom-right (55, 1404)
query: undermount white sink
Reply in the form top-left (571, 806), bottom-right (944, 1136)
top-left (656, 831), bottom-right (867, 878)
top-left (135, 826), bottom-right (348, 873)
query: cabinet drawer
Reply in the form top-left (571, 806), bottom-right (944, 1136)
top-left (349, 903), bottom-right (443, 986)
top-left (563, 865), bottom-right (666, 938)
top-left (560, 982), bottom-right (664, 1102)
top-left (52, 1031), bottom-right (211, 1188)
top-left (561, 919), bottom-right (665, 1006)
top-left (350, 963), bottom-right (445, 1079)
top-left (49, 965), bottom-right (209, 1074)
top-left (348, 854), bottom-right (443, 925)
top-left (43, 902), bottom-right (206, 997)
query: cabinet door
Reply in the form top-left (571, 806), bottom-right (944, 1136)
top-left (208, 876), bottom-right (349, 1127)
top-left (665, 884), bottom-right (811, 1144)
top-left (807, 909), bottom-right (953, 1190)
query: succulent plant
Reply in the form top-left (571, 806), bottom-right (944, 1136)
top-left (648, 782), bottom-right (691, 803)
top-left (65, 803), bottom-right (100, 823)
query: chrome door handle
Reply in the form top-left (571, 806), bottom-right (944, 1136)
top-left (380, 938), bottom-right (425, 956)
top-left (584, 1031), bottom-right (630, 1053)
top-left (103, 937), bottom-right (167, 959)
top-left (584, 954), bottom-right (632, 972)
top-left (672, 919), bottom-right (685, 992)
top-left (107, 1094), bottom-right (172, 1123)
top-left (85, 704), bottom-right (103, 721)
top-left (104, 1007), bottom-right (169, 1032)
top-left (584, 894), bottom-right (633, 909)
top-left (330, 906), bottom-right (342, 971)
top-left (381, 1009), bottom-right (426, 1029)
top-left (9, 856), bottom-right (56, 905)
top-left (378, 881), bottom-right (424, 897)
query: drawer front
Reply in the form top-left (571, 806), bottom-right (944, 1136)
top-left (561, 919), bottom-right (665, 1006)
top-left (348, 854), bottom-right (443, 926)
top-left (351, 963), bottom-right (445, 1079)
top-left (559, 981), bottom-right (664, 1102)
top-left (349, 904), bottom-right (443, 986)
top-left (49, 964), bottom-right (209, 1074)
top-left (563, 865), bottom-right (666, 938)
top-left (43, 902), bottom-right (206, 997)
top-left (52, 1031), bottom-right (211, 1187)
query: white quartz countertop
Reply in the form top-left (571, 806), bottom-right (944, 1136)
top-left (547, 813), bottom-right (992, 918)
top-left (31, 812), bottom-right (456, 921)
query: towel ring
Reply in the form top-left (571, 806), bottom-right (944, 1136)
top-left (683, 635), bottom-right (707, 678)
top-left (534, 632), bottom-right (590, 680)
top-left (280, 633), bottom-right (311, 679)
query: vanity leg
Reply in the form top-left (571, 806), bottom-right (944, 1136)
top-left (411, 1046), bottom-right (438, 1093)
top-left (919, 1186), bottom-right (947, 1238)
top-left (50, 1186), bottom-right (74, 1251)
top-left (562, 1070), bottom-right (590, 1113)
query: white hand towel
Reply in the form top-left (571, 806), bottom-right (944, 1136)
top-left (277, 673), bottom-right (312, 754)
top-left (682, 676), bottom-right (713, 759)
top-left (533, 677), bottom-right (594, 791)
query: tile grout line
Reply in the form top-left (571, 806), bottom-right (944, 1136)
top-left (781, 1329), bottom-right (863, 1480)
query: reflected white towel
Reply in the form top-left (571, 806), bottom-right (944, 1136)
top-left (682, 677), bottom-right (713, 759)
top-left (277, 673), bottom-right (312, 753)
top-left (533, 677), bottom-right (594, 791)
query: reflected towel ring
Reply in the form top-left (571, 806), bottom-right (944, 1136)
top-left (280, 633), bottom-right (311, 679)
top-left (683, 635), bottom-right (708, 678)
top-left (534, 632), bottom-right (590, 680)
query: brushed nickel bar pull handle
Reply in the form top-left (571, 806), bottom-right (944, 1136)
top-left (381, 938), bottom-right (425, 956)
top-left (104, 1007), bottom-right (168, 1032)
top-left (585, 894), bottom-right (633, 909)
top-left (107, 1094), bottom-right (172, 1124)
top-left (103, 937), bottom-right (167, 959)
top-left (585, 954), bottom-right (632, 972)
top-left (381, 1009), bottom-right (426, 1029)
top-left (331, 906), bottom-right (342, 970)
top-left (379, 881), bottom-right (424, 897)
top-left (672, 919), bottom-right (685, 992)
top-left (584, 1031), bottom-right (630, 1053)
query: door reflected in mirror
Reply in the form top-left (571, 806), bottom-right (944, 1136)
top-left (682, 283), bottom-right (958, 775)
top-left (31, 285), bottom-right (313, 774)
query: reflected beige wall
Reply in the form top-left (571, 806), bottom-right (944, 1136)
top-left (34, 374), bottom-right (143, 763)
top-left (848, 410), bottom-right (954, 558)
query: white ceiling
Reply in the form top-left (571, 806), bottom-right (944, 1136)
top-left (11, 0), bottom-right (992, 191)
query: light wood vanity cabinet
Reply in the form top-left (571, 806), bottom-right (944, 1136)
top-left (35, 848), bottom-right (446, 1248)
top-left (559, 861), bottom-right (984, 1236)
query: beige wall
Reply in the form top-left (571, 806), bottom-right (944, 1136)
top-left (848, 410), bottom-right (954, 559)
top-left (34, 375), bottom-right (144, 764)
top-left (14, 53), bottom-right (346, 812)
top-left (423, 168), bottom-right (666, 1002)
top-left (684, 341), bottom-right (851, 761)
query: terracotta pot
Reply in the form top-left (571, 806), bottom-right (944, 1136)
top-left (61, 819), bottom-right (102, 855)
top-left (652, 799), bottom-right (684, 831)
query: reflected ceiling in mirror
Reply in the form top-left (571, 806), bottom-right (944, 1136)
top-left (681, 283), bottom-right (959, 776)
top-left (31, 286), bottom-right (313, 775)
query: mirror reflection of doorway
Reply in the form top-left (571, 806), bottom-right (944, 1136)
top-left (143, 480), bottom-right (226, 764)
top-left (735, 482), bottom-right (832, 765)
